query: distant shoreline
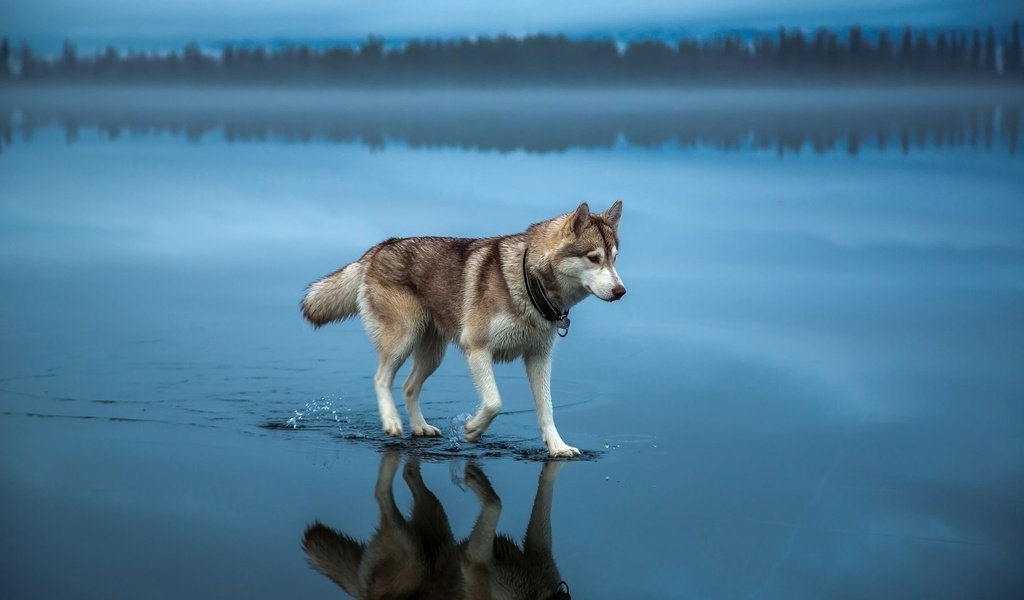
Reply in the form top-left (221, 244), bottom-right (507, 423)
top-left (6, 25), bottom-right (1020, 89)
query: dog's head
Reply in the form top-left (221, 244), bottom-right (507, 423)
top-left (554, 200), bottom-right (626, 302)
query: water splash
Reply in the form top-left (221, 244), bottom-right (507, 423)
top-left (285, 398), bottom-right (347, 429)
top-left (446, 412), bottom-right (472, 450)
top-left (448, 457), bottom-right (469, 491)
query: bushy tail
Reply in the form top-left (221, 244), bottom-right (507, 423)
top-left (302, 522), bottom-right (364, 596)
top-left (301, 261), bottom-right (364, 328)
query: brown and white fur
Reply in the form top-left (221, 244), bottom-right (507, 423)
top-left (301, 200), bottom-right (625, 458)
top-left (302, 450), bottom-right (570, 600)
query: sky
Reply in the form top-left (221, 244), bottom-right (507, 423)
top-left (1, 0), bottom-right (1021, 52)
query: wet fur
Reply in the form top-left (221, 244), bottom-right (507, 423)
top-left (301, 201), bottom-right (624, 457)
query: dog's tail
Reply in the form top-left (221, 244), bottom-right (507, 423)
top-left (302, 522), bottom-right (364, 596)
top-left (301, 261), bottom-right (364, 328)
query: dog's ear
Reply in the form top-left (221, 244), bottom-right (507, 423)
top-left (568, 202), bottom-right (590, 238)
top-left (603, 199), bottom-right (623, 230)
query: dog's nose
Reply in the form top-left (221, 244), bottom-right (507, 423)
top-left (611, 285), bottom-right (626, 300)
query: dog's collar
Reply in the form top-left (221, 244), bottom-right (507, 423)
top-left (522, 248), bottom-right (570, 337)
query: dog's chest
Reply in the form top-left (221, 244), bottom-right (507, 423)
top-left (487, 313), bottom-right (550, 361)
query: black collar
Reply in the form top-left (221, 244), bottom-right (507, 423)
top-left (522, 248), bottom-right (571, 337)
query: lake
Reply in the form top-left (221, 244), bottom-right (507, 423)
top-left (1, 87), bottom-right (1022, 599)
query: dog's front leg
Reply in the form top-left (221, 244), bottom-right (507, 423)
top-left (525, 350), bottom-right (580, 458)
top-left (461, 463), bottom-right (500, 597)
top-left (464, 348), bottom-right (502, 442)
top-left (524, 461), bottom-right (564, 576)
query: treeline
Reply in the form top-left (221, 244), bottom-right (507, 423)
top-left (1, 22), bottom-right (1022, 85)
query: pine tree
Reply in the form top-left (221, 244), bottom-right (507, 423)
top-left (849, 25), bottom-right (864, 69)
top-left (0, 38), bottom-right (9, 79)
top-left (949, 31), bottom-right (962, 68)
top-left (900, 25), bottom-right (914, 67)
top-left (915, 30), bottom-right (931, 70)
top-left (18, 43), bottom-right (35, 79)
top-left (983, 26), bottom-right (996, 73)
top-left (61, 39), bottom-right (77, 74)
top-left (777, 26), bottom-right (789, 65)
top-left (877, 29), bottom-right (892, 69)
top-left (1010, 20), bottom-right (1022, 75)
top-left (970, 29), bottom-right (982, 71)
top-left (936, 31), bottom-right (949, 65)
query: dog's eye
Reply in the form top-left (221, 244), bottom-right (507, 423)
top-left (587, 255), bottom-right (601, 264)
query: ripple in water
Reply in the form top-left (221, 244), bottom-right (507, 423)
top-left (264, 401), bottom-right (602, 462)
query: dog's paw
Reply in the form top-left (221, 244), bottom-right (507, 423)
top-left (402, 459), bottom-right (423, 483)
top-left (381, 416), bottom-right (404, 437)
top-left (547, 443), bottom-right (581, 458)
top-left (464, 416), bottom-right (493, 442)
top-left (464, 407), bottom-right (499, 442)
top-left (411, 423), bottom-right (442, 437)
top-left (464, 415), bottom-right (486, 442)
top-left (464, 421), bottom-right (483, 442)
top-left (464, 463), bottom-right (500, 504)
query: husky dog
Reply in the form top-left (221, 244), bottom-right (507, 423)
top-left (301, 200), bottom-right (625, 457)
top-left (303, 451), bottom-right (571, 600)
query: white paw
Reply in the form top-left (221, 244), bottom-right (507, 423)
top-left (464, 415), bottom-right (491, 442)
top-left (411, 423), bottom-right (442, 437)
top-left (464, 422), bottom-right (483, 442)
top-left (547, 443), bottom-right (581, 458)
top-left (381, 416), bottom-right (403, 437)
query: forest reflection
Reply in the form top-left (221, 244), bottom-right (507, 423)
top-left (1, 90), bottom-right (1021, 156)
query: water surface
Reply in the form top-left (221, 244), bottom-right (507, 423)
top-left (1, 88), bottom-right (1022, 599)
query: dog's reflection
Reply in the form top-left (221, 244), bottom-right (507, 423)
top-left (303, 451), bottom-right (570, 600)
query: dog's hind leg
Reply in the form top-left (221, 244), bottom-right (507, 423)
top-left (403, 456), bottom-right (456, 561)
top-left (373, 345), bottom-right (416, 437)
top-left (375, 449), bottom-right (406, 526)
top-left (368, 451), bottom-right (428, 596)
top-left (363, 287), bottom-right (423, 437)
top-left (374, 350), bottom-right (409, 434)
top-left (401, 328), bottom-right (446, 437)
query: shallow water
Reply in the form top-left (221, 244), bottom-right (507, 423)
top-left (1, 88), bottom-right (1022, 599)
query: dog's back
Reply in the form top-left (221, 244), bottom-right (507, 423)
top-left (302, 234), bottom-right (524, 344)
